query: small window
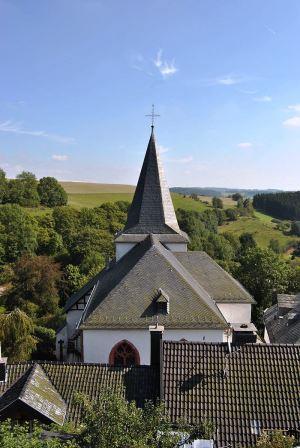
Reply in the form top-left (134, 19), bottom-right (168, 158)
top-left (154, 288), bottom-right (170, 315)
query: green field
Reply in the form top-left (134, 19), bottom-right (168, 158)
top-left (60, 182), bottom-right (135, 194)
top-left (219, 211), bottom-right (300, 253)
top-left (67, 191), bottom-right (209, 212)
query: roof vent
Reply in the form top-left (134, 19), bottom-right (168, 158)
top-left (154, 288), bottom-right (170, 315)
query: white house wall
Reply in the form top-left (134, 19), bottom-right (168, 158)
top-left (83, 328), bottom-right (226, 364)
top-left (217, 303), bottom-right (251, 324)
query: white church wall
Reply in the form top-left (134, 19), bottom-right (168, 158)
top-left (115, 243), bottom-right (136, 261)
top-left (83, 329), bottom-right (150, 364)
top-left (83, 328), bottom-right (226, 365)
top-left (217, 303), bottom-right (251, 324)
top-left (163, 329), bottom-right (226, 343)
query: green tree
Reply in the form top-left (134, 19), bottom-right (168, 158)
top-left (239, 232), bottom-right (256, 252)
top-left (256, 430), bottom-right (294, 448)
top-left (0, 204), bottom-right (37, 262)
top-left (69, 228), bottom-right (114, 264)
top-left (225, 208), bottom-right (239, 221)
top-left (269, 238), bottom-right (281, 254)
top-left (64, 264), bottom-right (87, 296)
top-left (212, 196), bottom-right (223, 209)
top-left (6, 172), bottom-right (40, 207)
top-left (0, 309), bottom-right (37, 361)
top-left (38, 177), bottom-right (68, 207)
top-left (0, 420), bottom-right (77, 447)
top-left (53, 206), bottom-right (80, 246)
top-left (235, 247), bottom-right (292, 329)
top-left (75, 390), bottom-right (205, 448)
top-left (232, 192), bottom-right (243, 201)
top-left (0, 168), bottom-right (7, 203)
top-left (5, 255), bottom-right (62, 316)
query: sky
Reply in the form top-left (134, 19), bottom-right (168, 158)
top-left (1, 0), bottom-right (300, 190)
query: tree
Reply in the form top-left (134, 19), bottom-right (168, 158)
top-left (0, 309), bottom-right (37, 361)
top-left (232, 192), bottom-right (243, 201)
top-left (256, 430), bottom-right (294, 448)
top-left (225, 208), bottom-right (238, 221)
top-left (0, 420), bottom-right (77, 447)
top-left (239, 232), bottom-right (256, 252)
top-left (6, 172), bottom-right (40, 207)
top-left (0, 204), bottom-right (37, 262)
top-left (0, 168), bottom-right (7, 203)
top-left (234, 247), bottom-right (292, 329)
top-left (291, 221), bottom-right (300, 236)
top-left (75, 390), bottom-right (206, 448)
top-left (38, 177), bottom-right (68, 207)
top-left (212, 196), bottom-right (223, 209)
top-left (69, 228), bottom-right (114, 265)
top-left (5, 255), bottom-right (62, 316)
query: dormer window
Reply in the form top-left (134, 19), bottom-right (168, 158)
top-left (154, 288), bottom-right (170, 315)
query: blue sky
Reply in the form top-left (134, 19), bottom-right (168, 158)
top-left (1, 0), bottom-right (300, 189)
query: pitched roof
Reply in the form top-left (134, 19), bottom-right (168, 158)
top-left (80, 235), bottom-right (227, 330)
top-left (0, 364), bottom-right (66, 425)
top-left (123, 129), bottom-right (183, 236)
top-left (162, 341), bottom-right (300, 448)
top-left (174, 251), bottom-right (255, 304)
top-left (0, 362), bottom-right (159, 425)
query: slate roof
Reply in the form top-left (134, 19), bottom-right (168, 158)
top-left (174, 251), bottom-right (254, 304)
top-left (123, 129), bottom-right (185, 238)
top-left (0, 362), bottom-right (159, 425)
top-left (80, 235), bottom-right (228, 330)
top-left (162, 341), bottom-right (300, 448)
top-left (264, 294), bottom-right (300, 344)
top-left (0, 364), bottom-right (66, 425)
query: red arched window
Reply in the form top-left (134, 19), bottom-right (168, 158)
top-left (109, 340), bottom-right (140, 367)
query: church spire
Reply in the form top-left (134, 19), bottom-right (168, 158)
top-left (123, 129), bottom-right (181, 235)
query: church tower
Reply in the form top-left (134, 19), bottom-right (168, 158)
top-left (115, 128), bottom-right (188, 260)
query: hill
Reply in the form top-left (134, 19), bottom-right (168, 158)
top-left (171, 187), bottom-right (281, 198)
top-left (253, 191), bottom-right (300, 220)
top-left (60, 182), bottom-right (135, 194)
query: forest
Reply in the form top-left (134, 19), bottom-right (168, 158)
top-left (253, 191), bottom-right (300, 220)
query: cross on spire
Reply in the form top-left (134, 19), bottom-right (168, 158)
top-left (145, 104), bottom-right (160, 129)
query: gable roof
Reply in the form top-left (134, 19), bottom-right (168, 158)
top-left (80, 235), bottom-right (227, 330)
top-left (123, 129), bottom-right (183, 236)
top-left (162, 341), bottom-right (300, 448)
top-left (0, 364), bottom-right (66, 425)
top-left (174, 251), bottom-right (254, 304)
top-left (0, 362), bottom-right (159, 425)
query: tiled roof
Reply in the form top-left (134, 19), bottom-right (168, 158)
top-left (81, 235), bottom-right (227, 330)
top-left (162, 341), bottom-right (300, 448)
top-left (123, 130), bottom-right (184, 236)
top-left (174, 251), bottom-right (254, 304)
top-left (0, 364), bottom-right (66, 425)
top-left (0, 362), bottom-right (159, 425)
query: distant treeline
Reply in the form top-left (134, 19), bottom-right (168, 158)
top-left (171, 187), bottom-right (281, 198)
top-left (253, 191), bottom-right (300, 220)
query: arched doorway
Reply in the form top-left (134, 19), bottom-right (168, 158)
top-left (109, 340), bottom-right (140, 366)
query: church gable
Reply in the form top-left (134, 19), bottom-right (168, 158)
top-left (80, 235), bottom-right (227, 330)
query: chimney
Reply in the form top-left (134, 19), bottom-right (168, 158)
top-left (0, 343), bottom-right (7, 382)
top-left (149, 323), bottom-right (164, 367)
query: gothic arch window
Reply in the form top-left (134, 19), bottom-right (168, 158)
top-left (109, 340), bottom-right (140, 367)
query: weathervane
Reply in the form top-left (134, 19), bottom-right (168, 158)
top-left (146, 104), bottom-right (160, 128)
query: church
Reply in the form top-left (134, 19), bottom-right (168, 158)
top-left (56, 127), bottom-right (256, 365)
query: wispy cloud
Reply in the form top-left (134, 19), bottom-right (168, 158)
top-left (254, 95), bottom-right (272, 102)
top-left (0, 121), bottom-right (75, 144)
top-left (283, 116), bottom-right (300, 128)
top-left (265, 25), bottom-right (277, 36)
top-left (157, 144), bottom-right (171, 154)
top-left (165, 155), bottom-right (193, 164)
top-left (237, 142), bottom-right (253, 149)
top-left (153, 49), bottom-right (178, 78)
top-left (52, 154), bottom-right (69, 161)
top-left (215, 74), bottom-right (243, 86)
top-left (288, 104), bottom-right (300, 112)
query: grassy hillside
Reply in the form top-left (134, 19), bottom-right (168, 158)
top-left (219, 211), bottom-right (300, 253)
top-left (60, 182), bottom-right (135, 194)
